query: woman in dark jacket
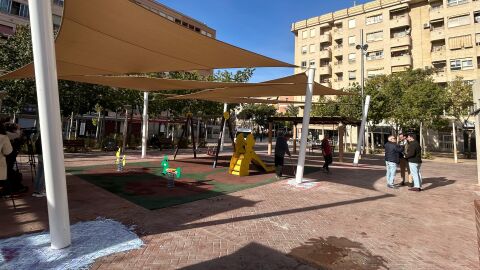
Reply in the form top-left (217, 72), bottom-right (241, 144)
top-left (384, 135), bottom-right (404, 188)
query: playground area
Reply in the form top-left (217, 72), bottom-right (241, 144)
top-left (1, 148), bottom-right (479, 269)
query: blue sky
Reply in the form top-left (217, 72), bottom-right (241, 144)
top-left (159, 0), bottom-right (369, 82)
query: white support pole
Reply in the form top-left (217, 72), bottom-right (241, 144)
top-left (474, 80), bottom-right (480, 185)
top-left (452, 121), bottom-right (458, 163)
top-left (29, 0), bottom-right (71, 249)
top-left (220, 103), bottom-right (227, 151)
top-left (295, 68), bottom-right (315, 183)
top-left (353, 95), bottom-right (371, 166)
top-left (141, 92), bottom-right (149, 158)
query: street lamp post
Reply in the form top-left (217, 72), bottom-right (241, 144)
top-left (353, 29), bottom-right (369, 164)
top-left (354, 29), bottom-right (369, 163)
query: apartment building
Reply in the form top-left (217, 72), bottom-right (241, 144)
top-left (0, 0), bottom-right (64, 40)
top-left (290, 0), bottom-right (480, 150)
top-left (292, 0), bottom-right (480, 93)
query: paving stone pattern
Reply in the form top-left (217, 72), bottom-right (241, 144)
top-left (0, 150), bottom-right (479, 269)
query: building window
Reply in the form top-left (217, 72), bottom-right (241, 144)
top-left (348, 70), bottom-right (356, 80)
top-left (348, 35), bottom-right (356, 46)
top-left (430, 2), bottom-right (443, 11)
top-left (301, 46), bottom-right (307, 54)
top-left (367, 68), bottom-right (384, 78)
top-left (348, 19), bottom-right (356, 29)
top-left (448, 35), bottom-right (473, 49)
top-left (366, 50), bottom-right (384, 61)
top-left (53, 0), bottom-right (64, 7)
top-left (476, 33), bottom-right (480, 46)
top-left (309, 60), bottom-right (316, 67)
top-left (366, 31), bottom-right (383, 42)
top-left (9, 1), bottom-right (28, 18)
top-left (0, 0), bottom-right (10, 13)
top-left (366, 14), bottom-right (383, 25)
top-left (309, 44), bottom-right (316, 53)
top-left (450, 58), bottom-right (473, 71)
top-left (302, 30), bottom-right (308, 39)
top-left (447, 0), bottom-right (468, 6)
top-left (475, 11), bottom-right (480, 23)
top-left (447, 14), bottom-right (471, 28)
top-left (348, 53), bottom-right (356, 63)
top-left (310, 28), bottom-right (316, 37)
top-left (336, 73), bottom-right (343, 82)
top-left (52, 14), bottom-right (62, 28)
top-left (301, 61), bottom-right (307, 69)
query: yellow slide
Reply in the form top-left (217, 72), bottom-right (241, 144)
top-left (229, 133), bottom-right (274, 176)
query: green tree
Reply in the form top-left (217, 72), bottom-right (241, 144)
top-left (445, 76), bottom-right (473, 121)
top-left (312, 96), bottom-right (339, 117)
top-left (445, 76), bottom-right (474, 159)
top-left (285, 103), bottom-right (299, 117)
top-left (0, 25), bottom-right (36, 116)
top-left (237, 103), bottom-right (277, 129)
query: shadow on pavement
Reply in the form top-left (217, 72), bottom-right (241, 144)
top-left (421, 177), bottom-right (456, 191)
top-left (180, 242), bottom-right (314, 270)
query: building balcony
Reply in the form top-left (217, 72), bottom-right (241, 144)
top-left (318, 66), bottom-right (332, 75)
top-left (429, 8), bottom-right (444, 21)
top-left (333, 61), bottom-right (343, 70)
top-left (332, 29), bottom-right (343, 40)
top-left (431, 49), bottom-right (446, 62)
top-left (321, 81), bottom-right (332, 88)
top-left (391, 55), bottom-right (412, 66)
top-left (390, 35), bottom-right (411, 47)
top-left (333, 46), bottom-right (343, 56)
top-left (390, 15), bottom-right (410, 28)
top-left (319, 33), bottom-right (332, 44)
top-left (319, 49), bottom-right (332, 59)
top-left (430, 29), bottom-right (445, 41)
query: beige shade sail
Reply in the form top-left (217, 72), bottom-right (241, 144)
top-left (0, 0), bottom-right (294, 80)
top-left (192, 97), bottom-right (305, 104)
top-left (59, 75), bottom-right (289, 92)
top-left (168, 73), bottom-right (352, 100)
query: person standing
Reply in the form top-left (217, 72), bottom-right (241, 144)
top-left (398, 133), bottom-right (412, 186)
top-left (274, 132), bottom-right (291, 179)
top-left (321, 133), bottom-right (333, 173)
top-left (0, 124), bottom-right (13, 193)
top-left (405, 133), bottom-right (422, 191)
top-left (384, 135), bottom-right (404, 189)
top-left (32, 135), bottom-right (46, 197)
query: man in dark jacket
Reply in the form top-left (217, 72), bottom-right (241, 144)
top-left (405, 133), bottom-right (422, 191)
top-left (384, 135), bottom-right (404, 189)
top-left (274, 132), bottom-right (291, 179)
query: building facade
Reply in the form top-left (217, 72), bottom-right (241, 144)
top-left (292, 0), bottom-right (480, 92)
top-left (289, 0), bottom-right (480, 151)
top-left (0, 0), bottom-right (64, 40)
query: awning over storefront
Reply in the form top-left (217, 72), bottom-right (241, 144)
top-left (0, 0), bottom-right (294, 80)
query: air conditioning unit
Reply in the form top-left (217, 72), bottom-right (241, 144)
top-left (423, 23), bottom-right (430, 29)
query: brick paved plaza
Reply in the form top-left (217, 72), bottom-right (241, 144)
top-left (1, 149), bottom-right (479, 269)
